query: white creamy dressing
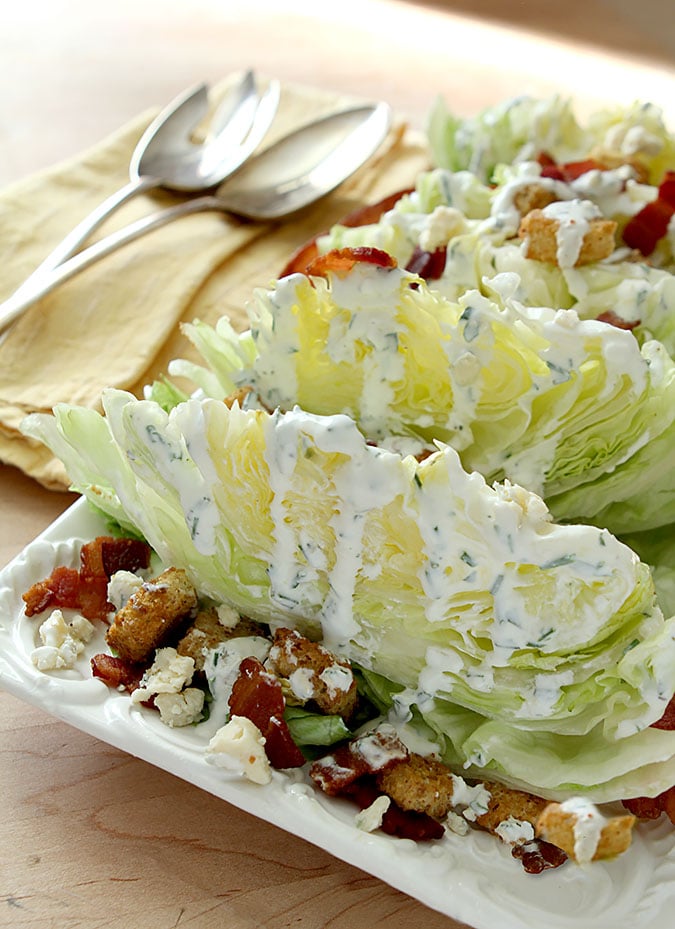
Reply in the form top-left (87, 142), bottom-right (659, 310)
top-left (203, 636), bottom-right (272, 726)
top-left (245, 261), bottom-right (653, 501)
top-left (356, 168), bottom-right (488, 260)
top-left (353, 724), bottom-right (408, 770)
top-left (245, 279), bottom-right (301, 408)
top-left (319, 663), bottom-right (353, 697)
top-left (262, 407), bottom-right (406, 648)
top-left (119, 398), bottom-right (220, 557)
top-left (108, 274), bottom-right (667, 729)
top-left (326, 265), bottom-right (407, 437)
top-left (112, 242), bottom-right (668, 733)
top-left (570, 164), bottom-right (638, 218)
top-left (559, 797), bottom-right (608, 863)
top-left (489, 162), bottom-right (572, 234)
top-left (203, 400), bottom-right (650, 722)
top-left (482, 277), bottom-right (651, 489)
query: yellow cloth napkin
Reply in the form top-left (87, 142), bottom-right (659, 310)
top-left (0, 77), bottom-right (430, 489)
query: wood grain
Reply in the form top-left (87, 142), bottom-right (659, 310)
top-left (0, 693), bottom-right (461, 929)
top-left (2, 2), bottom-right (675, 927)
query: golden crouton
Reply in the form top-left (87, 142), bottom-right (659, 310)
top-left (176, 607), bottom-right (267, 670)
top-left (106, 567), bottom-right (197, 664)
top-left (267, 627), bottom-right (358, 719)
top-left (377, 753), bottom-right (456, 820)
top-left (474, 780), bottom-right (549, 834)
top-left (377, 753), bottom-right (553, 831)
top-left (519, 208), bottom-right (616, 266)
top-left (536, 801), bottom-right (635, 862)
top-left (512, 184), bottom-right (558, 217)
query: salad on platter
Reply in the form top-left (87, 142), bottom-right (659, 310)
top-left (16, 94), bottom-right (675, 879)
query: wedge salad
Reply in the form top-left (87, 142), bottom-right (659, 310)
top-left (19, 94), bottom-right (675, 872)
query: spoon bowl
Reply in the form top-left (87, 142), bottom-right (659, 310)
top-left (216, 102), bottom-right (392, 219)
top-left (132, 73), bottom-right (280, 192)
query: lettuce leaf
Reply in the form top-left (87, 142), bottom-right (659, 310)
top-left (427, 94), bottom-right (675, 185)
top-left (619, 523), bottom-right (675, 619)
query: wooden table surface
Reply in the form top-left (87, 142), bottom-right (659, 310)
top-left (1, 2), bottom-right (675, 927)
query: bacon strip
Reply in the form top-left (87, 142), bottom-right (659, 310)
top-left (596, 310), bottom-right (641, 331)
top-left (623, 171), bottom-right (675, 255)
top-left (650, 694), bottom-right (675, 730)
top-left (22, 535), bottom-right (151, 622)
top-left (538, 155), bottom-right (605, 182)
top-left (623, 786), bottom-right (675, 824)
top-left (280, 188), bottom-right (412, 277)
top-left (91, 653), bottom-right (144, 692)
top-left (347, 777), bottom-right (445, 841)
top-left (305, 246), bottom-right (397, 280)
top-left (228, 656), bottom-right (305, 769)
top-left (512, 839), bottom-right (568, 874)
top-left (405, 244), bottom-right (447, 280)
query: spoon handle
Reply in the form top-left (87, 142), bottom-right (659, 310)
top-left (9, 175), bottom-right (160, 304)
top-left (0, 194), bottom-right (226, 333)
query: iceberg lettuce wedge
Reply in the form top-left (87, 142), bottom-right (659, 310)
top-left (21, 391), bottom-right (675, 800)
top-left (172, 260), bottom-right (675, 532)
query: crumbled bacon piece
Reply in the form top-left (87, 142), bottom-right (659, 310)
top-left (538, 156), bottom-right (604, 182)
top-left (596, 310), bottom-right (640, 332)
top-left (650, 694), bottom-right (675, 730)
top-left (98, 537), bottom-right (151, 576)
top-left (280, 238), bottom-right (322, 278)
top-left (623, 785), bottom-right (675, 824)
top-left (305, 246), bottom-right (397, 280)
top-left (309, 729), bottom-right (443, 840)
top-left (621, 795), bottom-right (663, 820)
top-left (348, 777), bottom-right (445, 841)
top-left (309, 726), bottom-right (408, 795)
top-left (90, 653), bottom-right (144, 692)
top-left (596, 310), bottom-right (641, 331)
top-left (22, 536), bottom-right (151, 623)
top-left (405, 245), bottom-right (447, 280)
top-left (228, 656), bottom-right (305, 769)
top-left (512, 838), bottom-right (568, 874)
top-left (23, 566), bottom-right (81, 616)
top-left (623, 170), bottom-right (675, 255)
top-left (279, 189), bottom-right (411, 277)
top-left (661, 788), bottom-right (675, 824)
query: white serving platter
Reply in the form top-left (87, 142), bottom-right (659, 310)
top-left (2, 497), bottom-right (675, 929)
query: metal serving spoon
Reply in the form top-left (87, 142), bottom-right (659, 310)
top-left (0, 102), bottom-right (391, 333)
top-left (5, 72), bottom-right (280, 295)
